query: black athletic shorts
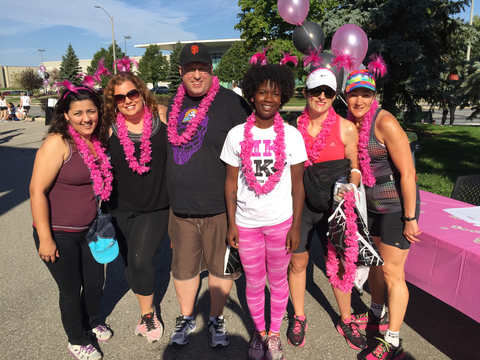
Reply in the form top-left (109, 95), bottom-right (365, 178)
top-left (367, 203), bottom-right (420, 250)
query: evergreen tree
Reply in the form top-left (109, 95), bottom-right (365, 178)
top-left (59, 44), bottom-right (82, 84)
top-left (167, 41), bottom-right (183, 95)
top-left (87, 43), bottom-right (125, 88)
top-left (137, 45), bottom-right (168, 90)
top-left (320, 0), bottom-right (472, 117)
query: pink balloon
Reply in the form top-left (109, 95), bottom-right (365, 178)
top-left (43, 79), bottom-right (50, 86)
top-left (278, 0), bottom-right (309, 25)
top-left (331, 24), bottom-right (368, 70)
top-left (39, 65), bottom-right (46, 73)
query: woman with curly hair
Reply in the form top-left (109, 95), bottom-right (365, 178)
top-left (103, 71), bottom-right (169, 343)
top-left (30, 85), bottom-right (112, 360)
top-left (221, 63), bottom-right (307, 360)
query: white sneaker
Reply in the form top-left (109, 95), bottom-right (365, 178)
top-left (91, 325), bottom-right (112, 342)
top-left (68, 343), bottom-right (102, 360)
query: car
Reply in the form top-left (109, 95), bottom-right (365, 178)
top-left (155, 86), bottom-right (169, 95)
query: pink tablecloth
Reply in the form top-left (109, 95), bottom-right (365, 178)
top-left (405, 190), bottom-right (480, 323)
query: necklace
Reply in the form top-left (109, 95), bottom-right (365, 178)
top-left (240, 112), bottom-right (286, 196)
top-left (347, 99), bottom-right (378, 187)
top-left (68, 125), bottom-right (113, 201)
top-left (115, 105), bottom-right (153, 175)
top-left (325, 191), bottom-right (359, 292)
top-left (167, 76), bottom-right (220, 146)
top-left (297, 106), bottom-right (338, 168)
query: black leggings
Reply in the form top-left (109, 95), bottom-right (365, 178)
top-left (33, 228), bottom-right (104, 346)
top-left (112, 207), bottom-right (169, 296)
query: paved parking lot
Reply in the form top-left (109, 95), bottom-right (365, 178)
top-left (1, 119), bottom-right (478, 360)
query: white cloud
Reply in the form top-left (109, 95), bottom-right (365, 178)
top-left (0, 0), bottom-right (197, 43)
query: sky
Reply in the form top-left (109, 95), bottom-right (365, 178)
top-left (0, 0), bottom-right (478, 67)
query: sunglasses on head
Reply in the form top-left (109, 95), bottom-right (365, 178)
top-left (114, 89), bottom-right (140, 104)
top-left (309, 86), bottom-right (336, 99)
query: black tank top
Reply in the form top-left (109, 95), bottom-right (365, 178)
top-left (108, 115), bottom-right (169, 212)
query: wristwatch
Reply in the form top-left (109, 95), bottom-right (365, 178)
top-left (402, 216), bottom-right (416, 222)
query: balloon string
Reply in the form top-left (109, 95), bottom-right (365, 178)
top-left (301, 23), bottom-right (317, 51)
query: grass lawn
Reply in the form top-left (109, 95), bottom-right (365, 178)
top-left (401, 123), bottom-right (480, 197)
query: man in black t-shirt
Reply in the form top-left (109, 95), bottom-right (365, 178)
top-left (166, 43), bottom-right (251, 348)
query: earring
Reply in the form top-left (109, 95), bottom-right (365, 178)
top-left (115, 107), bottom-right (119, 115)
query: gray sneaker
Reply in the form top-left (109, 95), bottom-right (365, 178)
top-left (265, 333), bottom-right (284, 360)
top-left (248, 332), bottom-right (267, 360)
top-left (169, 316), bottom-right (196, 345)
top-left (208, 317), bottom-right (229, 347)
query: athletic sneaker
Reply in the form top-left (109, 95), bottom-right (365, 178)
top-left (363, 338), bottom-right (405, 360)
top-left (248, 332), bottom-right (267, 360)
top-left (287, 315), bottom-right (308, 347)
top-left (135, 307), bottom-right (163, 343)
top-left (265, 332), bottom-right (285, 360)
top-left (91, 325), bottom-right (112, 342)
top-left (208, 317), bottom-right (230, 347)
top-left (352, 309), bottom-right (389, 331)
top-left (336, 317), bottom-right (367, 350)
top-left (169, 315), bottom-right (196, 345)
top-left (68, 343), bottom-right (102, 360)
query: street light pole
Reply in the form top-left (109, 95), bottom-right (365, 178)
top-left (466, 0), bottom-right (474, 61)
top-left (95, 5), bottom-right (117, 74)
top-left (124, 36), bottom-right (131, 56)
top-left (37, 49), bottom-right (45, 65)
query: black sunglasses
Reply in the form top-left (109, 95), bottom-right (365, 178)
top-left (309, 86), bottom-right (336, 99)
top-left (114, 89), bottom-right (141, 104)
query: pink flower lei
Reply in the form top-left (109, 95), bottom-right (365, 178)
top-left (347, 99), bottom-right (378, 187)
top-left (68, 125), bottom-right (113, 201)
top-left (240, 112), bottom-right (286, 196)
top-left (167, 76), bottom-right (220, 146)
top-left (297, 106), bottom-right (338, 168)
top-left (115, 105), bottom-right (153, 175)
top-left (326, 191), bottom-right (359, 293)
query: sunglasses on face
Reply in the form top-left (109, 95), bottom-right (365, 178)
top-left (309, 87), bottom-right (336, 99)
top-left (114, 89), bottom-right (141, 104)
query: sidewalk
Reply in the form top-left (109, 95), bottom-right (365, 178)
top-left (1, 119), bottom-right (479, 360)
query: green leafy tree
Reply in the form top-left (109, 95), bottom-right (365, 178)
top-left (19, 68), bottom-right (42, 92)
top-left (87, 43), bottom-right (125, 88)
top-left (137, 45), bottom-right (168, 90)
top-left (320, 0), bottom-right (472, 117)
top-left (59, 43), bottom-right (82, 84)
top-left (235, 0), bottom-right (342, 49)
top-left (214, 41), bottom-right (253, 83)
top-left (167, 41), bottom-right (183, 95)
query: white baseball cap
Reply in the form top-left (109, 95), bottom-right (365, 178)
top-left (306, 68), bottom-right (337, 92)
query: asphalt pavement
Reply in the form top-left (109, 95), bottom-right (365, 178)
top-left (1, 116), bottom-right (479, 360)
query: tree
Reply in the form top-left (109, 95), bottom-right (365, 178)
top-left (320, 0), bottom-right (472, 117)
top-left (87, 43), bottom-right (125, 88)
top-left (167, 41), bottom-right (183, 95)
top-left (19, 69), bottom-right (43, 93)
top-left (59, 43), bottom-right (82, 84)
top-left (214, 41), bottom-right (253, 83)
top-left (470, 15), bottom-right (480, 59)
top-left (235, 0), bottom-right (342, 49)
top-left (137, 45), bottom-right (168, 90)
top-left (457, 60), bottom-right (480, 119)
top-left (49, 68), bottom-right (61, 85)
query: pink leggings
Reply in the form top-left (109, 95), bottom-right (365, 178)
top-left (237, 217), bottom-right (292, 333)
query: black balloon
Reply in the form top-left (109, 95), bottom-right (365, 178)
top-left (44, 72), bottom-right (50, 79)
top-left (292, 21), bottom-right (325, 55)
